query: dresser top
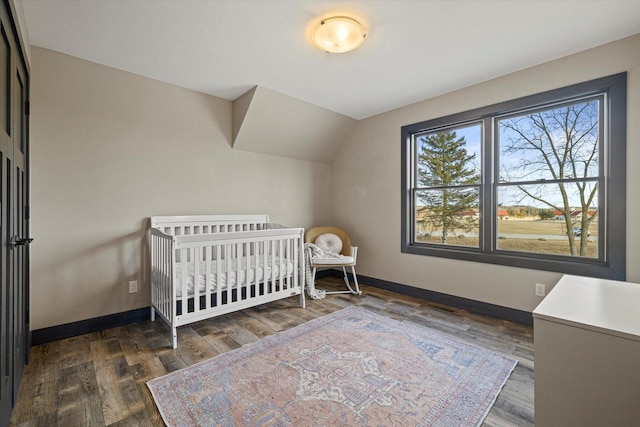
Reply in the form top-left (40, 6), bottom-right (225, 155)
top-left (533, 274), bottom-right (640, 341)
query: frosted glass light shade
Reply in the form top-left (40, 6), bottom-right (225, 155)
top-left (313, 16), bottom-right (367, 53)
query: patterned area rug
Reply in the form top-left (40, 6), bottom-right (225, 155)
top-left (148, 306), bottom-right (517, 426)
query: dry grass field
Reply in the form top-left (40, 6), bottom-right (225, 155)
top-left (497, 238), bottom-right (598, 258)
top-left (497, 219), bottom-right (598, 237)
top-left (417, 219), bottom-right (598, 257)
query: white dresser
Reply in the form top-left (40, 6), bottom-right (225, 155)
top-left (533, 274), bottom-right (640, 426)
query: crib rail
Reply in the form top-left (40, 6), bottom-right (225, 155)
top-left (150, 217), bottom-right (304, 348)
top-left (151, 215), bottom-right (270, 237)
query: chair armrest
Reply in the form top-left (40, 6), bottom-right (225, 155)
top-left (351, 246), bottom-right (358, 262)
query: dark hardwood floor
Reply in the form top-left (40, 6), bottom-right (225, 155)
top-left (9, 277), bottom-right (534, 426)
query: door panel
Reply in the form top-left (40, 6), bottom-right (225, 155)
top-left (0, 0), bottom-right (29, 425)
top-left (0, 27), bottom-right (8, 136)
top-left (0, 14), bottom-right (10, 423)
top-left (0, 157), bottom-right (10, 426)
top-left (12, 59), bottom-right (27, 400)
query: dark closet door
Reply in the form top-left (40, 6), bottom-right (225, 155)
top-left (11, 41), bottom-right (28, 400)
top-left (0, 0), bottom-right (29, 425)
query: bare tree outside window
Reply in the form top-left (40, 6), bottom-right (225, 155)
top-left (498, 100), bottom-right (599, 257)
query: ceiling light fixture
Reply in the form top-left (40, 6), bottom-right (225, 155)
top-left (312, 16), bottom-right (367, 53)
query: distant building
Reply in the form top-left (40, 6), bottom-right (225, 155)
top-left (553, 208), bottom-right (597, 221)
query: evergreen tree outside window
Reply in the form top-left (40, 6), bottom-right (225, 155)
top-left (401, 73), bottom-right (627, 280)
top-left (415, 126), bottom-right (481, 247)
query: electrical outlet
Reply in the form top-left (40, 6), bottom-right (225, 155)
top-left (535, 283), bottom-right (546, 297)
top-left (128, 280), bottom-right (138, 293)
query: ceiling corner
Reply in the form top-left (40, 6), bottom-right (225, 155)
top-left (231, 85), bottom-right (357, 163)
top-left (232, 86), bottom-right (257, 146)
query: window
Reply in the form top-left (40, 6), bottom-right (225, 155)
top-left (401, 73), bottom-right (626, 279)
top-left (414, 123), bottom-right (482, 248)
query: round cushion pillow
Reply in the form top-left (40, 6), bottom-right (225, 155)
top-left (315, 233), bottom-right (343, 254)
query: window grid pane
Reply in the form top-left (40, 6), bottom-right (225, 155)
top-left (495, 183), bottom-right (599, 259)
top-left (412, 124), bottom-right (482, 248)
top-left (495, 96), bottom-right (602, 261)
top-left (498, 99), bottom-right (600, 183)
top-left (414, 188), bottom-right (480, 248)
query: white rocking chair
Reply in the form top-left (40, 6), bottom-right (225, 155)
top-left (305, 226), bottom-right (362, 295)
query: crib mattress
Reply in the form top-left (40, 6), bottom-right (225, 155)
top-left (174, 256), bottom-right (294, 298)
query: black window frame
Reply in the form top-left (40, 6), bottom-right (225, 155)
top-left (401, 73), bottom-right (627, 280)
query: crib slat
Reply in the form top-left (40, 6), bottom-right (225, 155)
top-left (157, 236), bottom-right (162, 313)
top-left (241, 242), bottom-right (247, 301)
top-left (285, 238), bottom-right (291, 290)
top-left (262, 239), bottom-right (268, 296)
top-left (226, 244), bottom-right (232, 304)
top-left (181, 248), bottom-right (188, 315)
top-left (270, 240), bottom-right (276, 295)
top-left (151, 235), bottom-right (156, 308)
top-left (162, 238), bottom-right (168, 320)
top-left (194, 246), bottom-right (201, 313)
top-left (158, 237), bottom-right (163, 316)
top-left (244, 242), bottom-right (251, 301)
top-left (275, 239), bottom-right (279, 293)
top-left (293, 236), bottom-right (299, 291)
top-left (278, 239), bottom-right (283, 290)
top-left (291, 237), bottom-right (295, 290)
top-left (236, 243), bottom-right (241, 303)
top-left (205, 246), bottom-right (212, 309)
top-left (216, 244), bottom-right (222, 306)
top-left (164, 238), bottom-right (168, 318)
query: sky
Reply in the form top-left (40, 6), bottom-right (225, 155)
top-left (415, 98), bottom-right (600, 210)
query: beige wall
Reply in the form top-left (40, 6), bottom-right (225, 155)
top-left (30, 47), bottom-right (332, 329)
top-left (30, 33), bottom-right (640, 329)
top-left (332, 34), bottom-right (640, 312)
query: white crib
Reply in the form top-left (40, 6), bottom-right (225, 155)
top-left (150, 215), bottom-right (305, 348)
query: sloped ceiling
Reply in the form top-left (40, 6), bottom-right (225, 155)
top-left (232, 86), bottom-right (355, 163)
